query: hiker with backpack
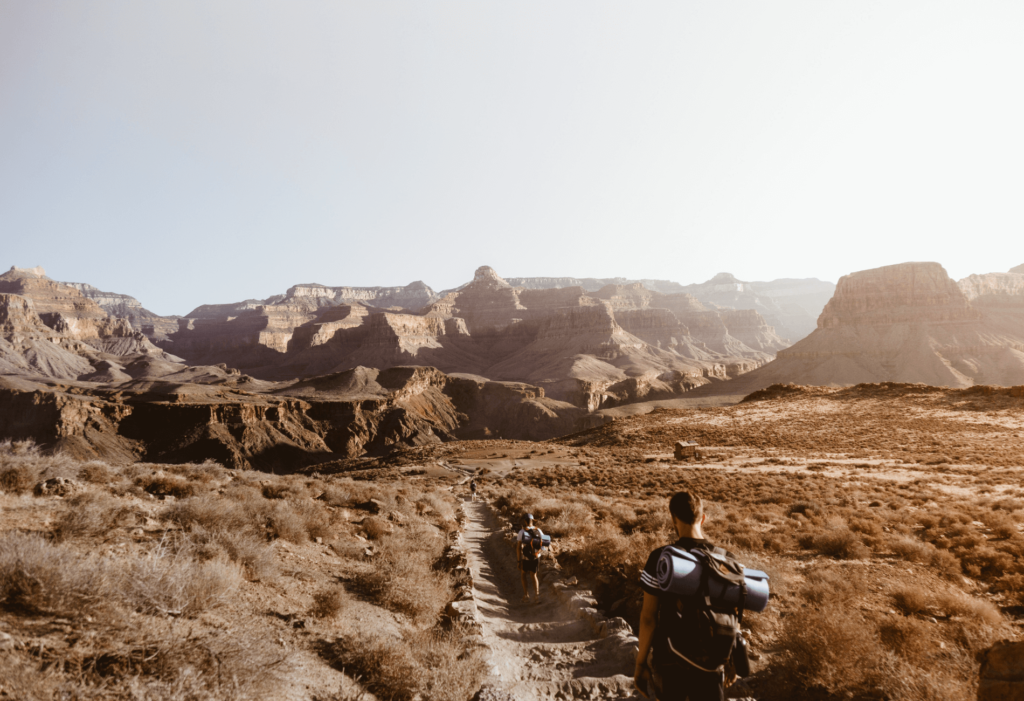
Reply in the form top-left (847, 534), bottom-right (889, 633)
top-left (516, 513), bottom-right (545, 604)
top-left (634, 491), bottom-right (763, 701)
top-left (470, 479), bottom-right (477, 501)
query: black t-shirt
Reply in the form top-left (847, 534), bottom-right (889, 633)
top-left (639, 537), bottom-right (716, 666)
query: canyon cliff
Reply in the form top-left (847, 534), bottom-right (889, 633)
top-left (712, 262), bottom-right (1024, 393)
top-left (163, 266), bottom-right (780, 409)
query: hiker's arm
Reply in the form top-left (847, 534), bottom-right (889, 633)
top-left (634, 592), bottom-right (659, 696)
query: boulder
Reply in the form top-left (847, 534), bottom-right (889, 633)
top-left (33, 477), bottom-right (81, 497)
top-left (979, 640), bottom-right (1024, 701)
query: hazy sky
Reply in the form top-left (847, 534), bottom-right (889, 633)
top-left (2, 2), bottom-right (1023, 315)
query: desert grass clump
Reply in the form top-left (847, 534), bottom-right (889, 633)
top-left (544, 501), bottom-right (595, 538)
top-left (0, 532), bottom-right (114, 617)
top-left (122, 539), bottom-right (242, 617)
top-left (0, 440), bottom-right (80, 494)
top-left (776, 607), bottom-right (883, 695)
top-left (803, 527), bottom-right (870, 560)
top-left (360, 524), bottom-right (451, 623)
top-left (891, 586), bottom-right (933, 616)
top-left (53, 490), bottom-right (135, 541)
top-left (888, 535), bottom-right (936, 563)
top-left (325, 627), bottom-right (487, 701)
top-left (309, 584), bottom-right (352, 619)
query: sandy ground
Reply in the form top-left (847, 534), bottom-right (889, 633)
top-left (461, 500), bottom-right (637, 701)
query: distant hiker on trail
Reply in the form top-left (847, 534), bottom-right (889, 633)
top-left (635, 491), bottom-right (748, 701)
top-left (470, 479), bottom-right (477, 501)
top-left (516, 513), bottom-right (545, 603)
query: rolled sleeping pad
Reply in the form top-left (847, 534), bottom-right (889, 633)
top-left (655, 547), bottom-right (770, 612)
top-left (531, 534), bottom-right (552, 550)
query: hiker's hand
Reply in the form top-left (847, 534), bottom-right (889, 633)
top-left (724, 657), bottom-right (737, 688)
top-left (634, 661), bottom-right (650, 698)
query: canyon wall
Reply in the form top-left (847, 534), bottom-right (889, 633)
top-left (716, 262), bottom-right (1024, 393)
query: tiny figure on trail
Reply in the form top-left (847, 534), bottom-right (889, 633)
top-left (516, 513), bottom-right (545, 604)
top-left (470, 479), bottom-right (477, 501)
top-left (634, 491), bottom-right (763, 701)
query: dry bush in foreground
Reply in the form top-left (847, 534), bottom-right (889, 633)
top-left (123, 540), bottom-right (241, 617)
top-left (325, 627), bottom-right (487, 701)
top-left (360, 524), bottom-right (452, 623)
top-left (0, 623), bottom-right (292, 700)
top-left (0, 532), bottom-right (239, 620)
top-left (0, 532), bottom-right (113, 617)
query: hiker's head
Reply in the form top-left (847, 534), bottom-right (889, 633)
top-left (668, 491), bottom-right (705, 537)
top-left (522, 513), bottom-right (534, 527)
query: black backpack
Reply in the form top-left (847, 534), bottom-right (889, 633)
top-left (661, 545), bottom-right (747, 672)
top-left (522, 528), bottom-right (542, 561)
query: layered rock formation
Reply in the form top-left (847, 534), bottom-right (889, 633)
top-left (160, 265), bottom-right (778, 410)
top-left (711, 262), bottom-right (1024, 393)
top-left (0, 267), bottom-right (175, 380)
top-left (60, 281), bottom-right (178, 341)
top-left (0, 365), bottom-right (585, 469)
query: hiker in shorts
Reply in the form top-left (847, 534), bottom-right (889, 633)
top-left (634, 491), bottom-right (733, 701)
top-left (516, 513), bottom-right (544, 603)
top-left (469, 479), bottom-right (477, 501)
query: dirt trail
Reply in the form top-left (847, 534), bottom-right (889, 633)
top-left (462, 501), bottom-right (637, 701)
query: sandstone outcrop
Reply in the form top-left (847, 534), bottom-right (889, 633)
top-left (1011, 264), bottom-right (1024, 275)
top-left (708, 262), bottom-right (1024, 394)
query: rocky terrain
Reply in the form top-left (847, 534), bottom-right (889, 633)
top-left (702, 262), bottom-right (1024, 395)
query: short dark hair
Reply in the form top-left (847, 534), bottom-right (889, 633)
top-left (668, 491), bottom-right (704, 525)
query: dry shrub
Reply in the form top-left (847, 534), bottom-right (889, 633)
top-left (362, 516), bottom-right (391, 540)
top-left (360, 524), bottom-right (451, 623)
top-left (0, 440), bottom-right (80, 492)
top-left (325, 627), bottom-right (487, 701)
top-left (804, 528), bottom-right (870, 560)
top-left (53, 491), bottom-right (135, 541)
top-left (78, 460), bottom-right (113, 484)
top-left (545, 501), bottom-right (595, 538)
top-left (800, 568), bottom-right (861, 605)
top-left (123, 540), bottom-right (241, 617)
top-left (186, 525), bottom-right (278, 582)
top-left (0, 464), bottom-right (37, 494)
top-left (878, 616), bottom-right (942, 659)
top-left (932, 588), bottom-right (1004, 627)
top-left (309, 584), bottom-right (352, 619)
top-left (891, 587), bottom-right (932, 616)
top-left (986, 511), bottom-right (1018, 539)
top-left (888, 535), bottom-right (935, 563)
top-left (0, 532), bottom-right (113, 617)
top-left (136, 471), bottom-right (202, 499)
top-left (575, 522), bottom-right (666, 586)
top-left (327, 631), bottom-right (423, 701)
top-left (776, 607), bottom-right (883, 694)
top-left (0, 623), bottom-right (292, 700)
